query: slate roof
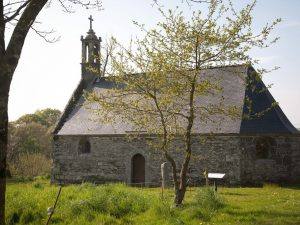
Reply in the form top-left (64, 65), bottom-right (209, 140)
top-left (240, 67), bottom-right (298, 134)
top-left (54, 65), bottom-right (298, 135)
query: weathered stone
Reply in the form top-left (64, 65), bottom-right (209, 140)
top-left (52, 134), bottom-right (300, 186)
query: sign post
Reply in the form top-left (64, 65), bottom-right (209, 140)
top-left (207, 173), bottom-right (225, 192)
top-left (203, 169), bottom-right (209, 186)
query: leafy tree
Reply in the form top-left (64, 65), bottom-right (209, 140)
top-left (15, 108), bottom-right (61, 128)
top-left (9, 153), bottom-right (52, 178)
top-left (0, 1), bottom-right (102, 223)
top-left (88, 0), bottom-right (280, 205)
top-left (7, 108), bottom-right (60, 178)
top-left (8, 122), bottom-right (51, 162)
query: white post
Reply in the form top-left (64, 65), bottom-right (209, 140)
top-left (161, 162), bottom-right (167, 199)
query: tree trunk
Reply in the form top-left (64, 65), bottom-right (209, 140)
top-left (173, 74), bottom-right (196, 206)
top-left (174, 187), bottom-right (186, 206)
top-left (0, 1), bottom-right (48, 223)
top-left (0, 66), bottom-right (11, 225)
top-left (164, 151), bottom-right (190, 206)
top-left (0, 0), bottom-right (56, 223)
top-left (173, 153), bottom-right (191, 206)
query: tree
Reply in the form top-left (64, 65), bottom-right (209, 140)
top-left (0, 1), bottom-right (102, 224)
top-left (15, 108), bottom-right (61, 128)
top-left (8, 122), bottom-right (49, 162)
top-left (87, 0), bottom-right (280, 205)
top-left (8, 108), bottom-right (61, 164)
top-left (7, 122), bottom-right (53, 178)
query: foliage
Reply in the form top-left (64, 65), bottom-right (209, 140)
top-left (87, 0), bottom-right (280, 205)
top-left (7, 108), bottom-right (60, 178)
top-left (15, 108), bottom-right (61, 129)
top-left (70, 183), bottom-right (150, 218)
top-left (9, 154), bottom-right (52, 178)
top-left (5, 181), bottom-right (300, 225)
top-left (195, 187), bottom-right (224, 210)
top-left (8, 122), bottom-right (51, 160)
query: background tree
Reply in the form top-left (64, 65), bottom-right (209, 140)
top-left (88, 0), bottom-right (280, 205)
top-left (15, 108), bottom-right (61, 129)
top-left (0, 1), bottom-right (101, 224)
top-left (8, 122), bottom-right (49, 162)
top-left (7, 108), bottom-right (61, 171)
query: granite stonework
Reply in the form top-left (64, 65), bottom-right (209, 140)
top-left (240, 135), bottom-right (300, 185)
top-left (51, 134), bottom-right (300, 186)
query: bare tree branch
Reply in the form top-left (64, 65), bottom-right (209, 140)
top-left (30, 26), bottom-right (60, 43)
top-left (4, 0), bottom-right (31, 23)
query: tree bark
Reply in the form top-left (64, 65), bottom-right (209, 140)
top-left (0, 1), bottom-right (48, 224)
top-left (174, 187), bottom-right (186, 206)
top-left (0, 66), bottom-right (11, 225)
top-left (173, 75), bottom-right (197, 206)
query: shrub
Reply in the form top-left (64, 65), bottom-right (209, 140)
top-left (195, 188), bottom-right (224, 210)
top-left (33, 181), bottom-right (44, 189)
top-left (7, 208), bottom-right (44, 225)
top-left (10, 153), bottom-right (52, 178)
top-left (152, 199), bottom-right (190, 225)
top-left (194, 187), bottom-right (225, 210)
top-left (70, 183), bottom-right (150, 218)
top-left (186, 187), bottom-right (225, 222)
top-left (8, 212), bottom-right (20, 225)
top-left (153, 199), bottom-right (177, 217)
top-left (263, 183), bottom-right (280, 188)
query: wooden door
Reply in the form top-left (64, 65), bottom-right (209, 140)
top-left (131, 154), bottom-right (145, 186)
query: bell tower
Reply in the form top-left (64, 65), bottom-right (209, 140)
top-left (81, 15), bottom-right (102, 81)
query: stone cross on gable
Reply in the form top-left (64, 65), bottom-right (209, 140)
top-left (88, 15), bottom-right (94, 30)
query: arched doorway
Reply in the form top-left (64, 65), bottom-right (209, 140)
top-left (131, 154), bottom-right (145, 186)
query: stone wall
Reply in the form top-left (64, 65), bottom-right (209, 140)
top-left (291, 136), bottom-right (300, 182)
top-left (52, 134), bottom-right (300, 186)
top-left (52, 135), bottom-right (152, 184)
top-left (52, 135), bottom-right (242, 186)
top-left (240, 135), bottom-right (300, 185)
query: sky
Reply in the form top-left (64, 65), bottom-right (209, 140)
top-left (7, 0), bottom-right (300, 128)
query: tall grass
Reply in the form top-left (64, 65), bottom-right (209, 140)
top-left (6, 180), bottom-right (300, 225)
top-left (6, 181), bottom-right (151, 225)
top-left (194, 187), bottom-right (225, 210)
top-left (69, 183), bottom-right (150, 218)
top-left (183, 187), bottom-right (225, 222)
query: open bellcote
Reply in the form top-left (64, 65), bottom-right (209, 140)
top-left (81, 15), bottom-right (102, 79)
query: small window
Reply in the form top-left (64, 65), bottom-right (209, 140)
top-left (282, 155), bottom-right (291, 166)
top-left (255, 137), bottom-right (273, 159)
top-left (78, 138), bottom-right (91, 154)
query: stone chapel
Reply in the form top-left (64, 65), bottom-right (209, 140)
top-left (52, 17), bottom-right (300, 186)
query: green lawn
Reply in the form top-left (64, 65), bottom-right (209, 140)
top-left (6, 179), bottom-right (300, 225)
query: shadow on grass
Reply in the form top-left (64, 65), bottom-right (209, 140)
top-left (280, 185), bottom-right (300, 190)
top-left (221, 192), bottom-right (250, 196)
top-left (224, 209), bottom-right (299, 218)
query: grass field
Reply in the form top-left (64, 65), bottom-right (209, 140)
top-left (6, 178), bottom-right (300, 225)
